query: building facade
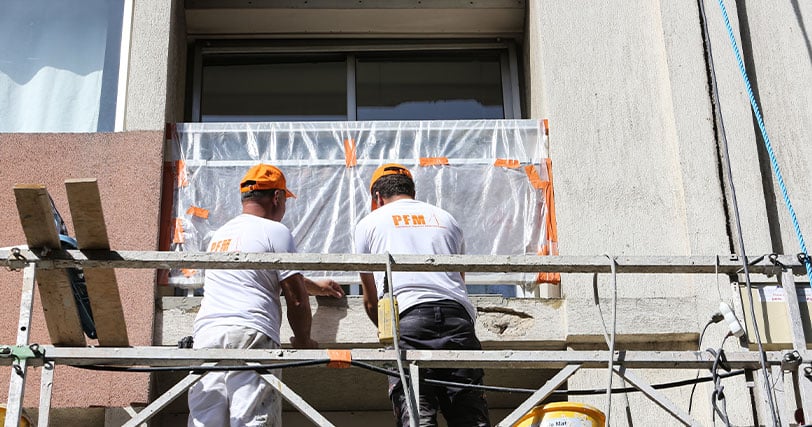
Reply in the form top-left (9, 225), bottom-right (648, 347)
top-left (1, 1), bottom-right (811, 425)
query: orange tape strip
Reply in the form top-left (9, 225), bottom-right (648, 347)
top-left (327, 349), bottom-right (352, 368)
top-left (186, 205), bottom-right (210, 219)
top-left (542, 118), bottom-right (550, 136)
top-left (494, 159), bottom-right (521, 168)
top-left (524, 165), bottom-right (546, 190)
top-left (172, 218), bottom-right (185, 244)
top-left (176, 160), bottom-right (189, 188)
top-left (536, 158), bottom-right (560, 285)
top-left (419, 157), bottom-right (449, 166)
top-left (344, 139), bottom-right (357, 168)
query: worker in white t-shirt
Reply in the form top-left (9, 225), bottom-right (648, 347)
top-left (354, 163), bottom-right (491, 427)
top-left (188, 163), bottom-right (344, 427)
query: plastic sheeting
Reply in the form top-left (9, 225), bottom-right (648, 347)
top-left (166, 120), bottom-right (556, 289)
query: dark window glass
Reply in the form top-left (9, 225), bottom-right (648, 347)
top-left (201, 58), bottom-right (347, 122)
top-left (356, 55), bottom-right (504, 120)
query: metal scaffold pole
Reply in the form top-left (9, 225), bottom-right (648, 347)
top-left (2, 250), bottom-right (811, 426)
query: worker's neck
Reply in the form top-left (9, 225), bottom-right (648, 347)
top-left (381, 195), bottom-right (413, 206)
top-left (242, 201), bottom-right (282, 222)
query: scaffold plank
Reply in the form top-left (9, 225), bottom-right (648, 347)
top-left (1, 250), bottom-right (805, 275)
top-left (13, 185), bottom-right (85, 346)
top-left (779, 272), bottom-right (812, 421)
top-left (13, 185), bottom-right (61, 250)
top-left (3, 347), bottom-right (799, 370)
top-left (38, 362), bottom-right (54, 427)
top-left (65, 179), bottom-right (129, 347)
top-left (4, 265), bottom-right (36, 427)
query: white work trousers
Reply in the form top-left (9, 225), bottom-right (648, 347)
top-left (188, 325), bottom-right (281, 427)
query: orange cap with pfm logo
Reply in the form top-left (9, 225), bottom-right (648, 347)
top-left (369, 163), bottom-right (412, 210)
top-left (240, 164), bottom-right (296, 198)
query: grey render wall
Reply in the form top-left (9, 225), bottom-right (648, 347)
top-left (527, 0), bottom-right (810, 425)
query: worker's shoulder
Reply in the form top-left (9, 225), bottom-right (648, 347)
top-left (231, 213), bottom-right (292, 234)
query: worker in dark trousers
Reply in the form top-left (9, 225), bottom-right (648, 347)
top-left (354, 163), bottom-right (491, 427)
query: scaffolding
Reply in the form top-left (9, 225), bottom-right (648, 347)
top-left (3, 182), bottom-right (812, 426)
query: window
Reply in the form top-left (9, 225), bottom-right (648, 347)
top-left (188, 41), bottom-right (522, 122)
top-left (178, 40), bottom-right (532, 298)
top-left (0, 0), bottom-right (125, 132)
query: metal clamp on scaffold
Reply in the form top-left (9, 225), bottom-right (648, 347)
top-left (804, 364), bottom-right (812, 381)
top-left (4, 247), bottom-right (28, 272)
top-left (782, 350), bottom-right (802, 371)
top-left (0, 344), bottom-right (44, 376)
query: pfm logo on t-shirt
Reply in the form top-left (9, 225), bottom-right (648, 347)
top-left (391, 213), bottom-right (444, 228)
top-left (209, 239), bottom-right (232, 252)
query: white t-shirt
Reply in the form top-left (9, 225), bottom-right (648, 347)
top-left (194, 214), bottom-right (300, 345)
top-left (354, 198), bottom-right (476, 321)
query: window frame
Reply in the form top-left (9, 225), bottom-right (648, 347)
top-left (186, 39), bottom-right (523, 122)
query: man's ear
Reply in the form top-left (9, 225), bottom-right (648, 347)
top-left (375, 192), bottom-right (384, 208)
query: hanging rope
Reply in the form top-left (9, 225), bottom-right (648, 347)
top-left (715, 0), bottom-right (812, 288)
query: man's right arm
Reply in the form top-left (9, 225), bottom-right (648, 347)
top-left (280, 273), bottom-right (317, 349)
top-left (359, 273), bottom-right (378, 325)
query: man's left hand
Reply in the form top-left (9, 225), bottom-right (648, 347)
top-left (305, 278), bottom-right (345, 298)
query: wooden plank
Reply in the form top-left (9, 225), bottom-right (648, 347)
top-left (13, 185), bottom-right (61, 250)
top-left (65, 179), bottom-right (129, 347)
top-left (13, 185), bottom-right (85, 346)
top-left (64, 179), bottom-right (110, 248)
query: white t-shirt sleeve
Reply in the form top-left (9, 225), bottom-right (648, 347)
top-left (353, 219), bottom-right (373, 274)
top-left (353, 220), bottom-right (370, 255)
top-left (267, 221), bottom-right (300, 281)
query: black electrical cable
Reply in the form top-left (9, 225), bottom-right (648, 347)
top-left (709, 334), bottom-right (733, 427)
top-left (67, 357), bottom-right (746, 397)
top-left (349, 360), bottom-right (746, 396)
top-left (689, 315), bottom-right (725, 413)
top-left (696, 0), bottom-right (780, 424)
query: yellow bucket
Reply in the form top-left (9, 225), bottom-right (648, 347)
top-left (0, 405), bottom-right (32, 427)
top-left (514, 402), bottom-right (606, 427)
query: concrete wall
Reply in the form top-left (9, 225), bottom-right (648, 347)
top-left (738, 1), bottom-right (812, 255)
top-left (0, 132), bottom-right (163, 416)
top-left (124, 0), bottom-right (179, 130)
top-left (527, 0), bottom-right (811, 425)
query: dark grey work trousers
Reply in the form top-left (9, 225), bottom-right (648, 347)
top-left (389, 300), bottom-right (491, 427)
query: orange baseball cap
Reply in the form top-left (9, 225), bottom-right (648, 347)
top-left (240, 164), bottom-right (296, 198)
top-left (369, 163), bottom-right (412, 210)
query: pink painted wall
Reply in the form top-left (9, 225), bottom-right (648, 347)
top-left (0, 131), bottom-right (164, 408)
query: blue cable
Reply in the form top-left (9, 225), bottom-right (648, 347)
top-left (716, 0), bottom-right (812, 287)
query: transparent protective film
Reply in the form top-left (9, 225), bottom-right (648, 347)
top-left (165, 120), bottom-right (556, 290)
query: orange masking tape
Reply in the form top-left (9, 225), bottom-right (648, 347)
top-left (494, 158), bottom-right (521, 168)
top-left (172, 218), bottom-right (185, 244)
top-left (327, 349), bottom-right (352, 368)
top-left (419, 157), bottom-right (449, 166)
top-left (524, 165), bottom-right (546, 190)
top-left (186, 205), bottom-right (210, 219)
top-left (176, 160), bottom-right (188, 188)
top-left (344, 139), bottom-right (357, 167)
